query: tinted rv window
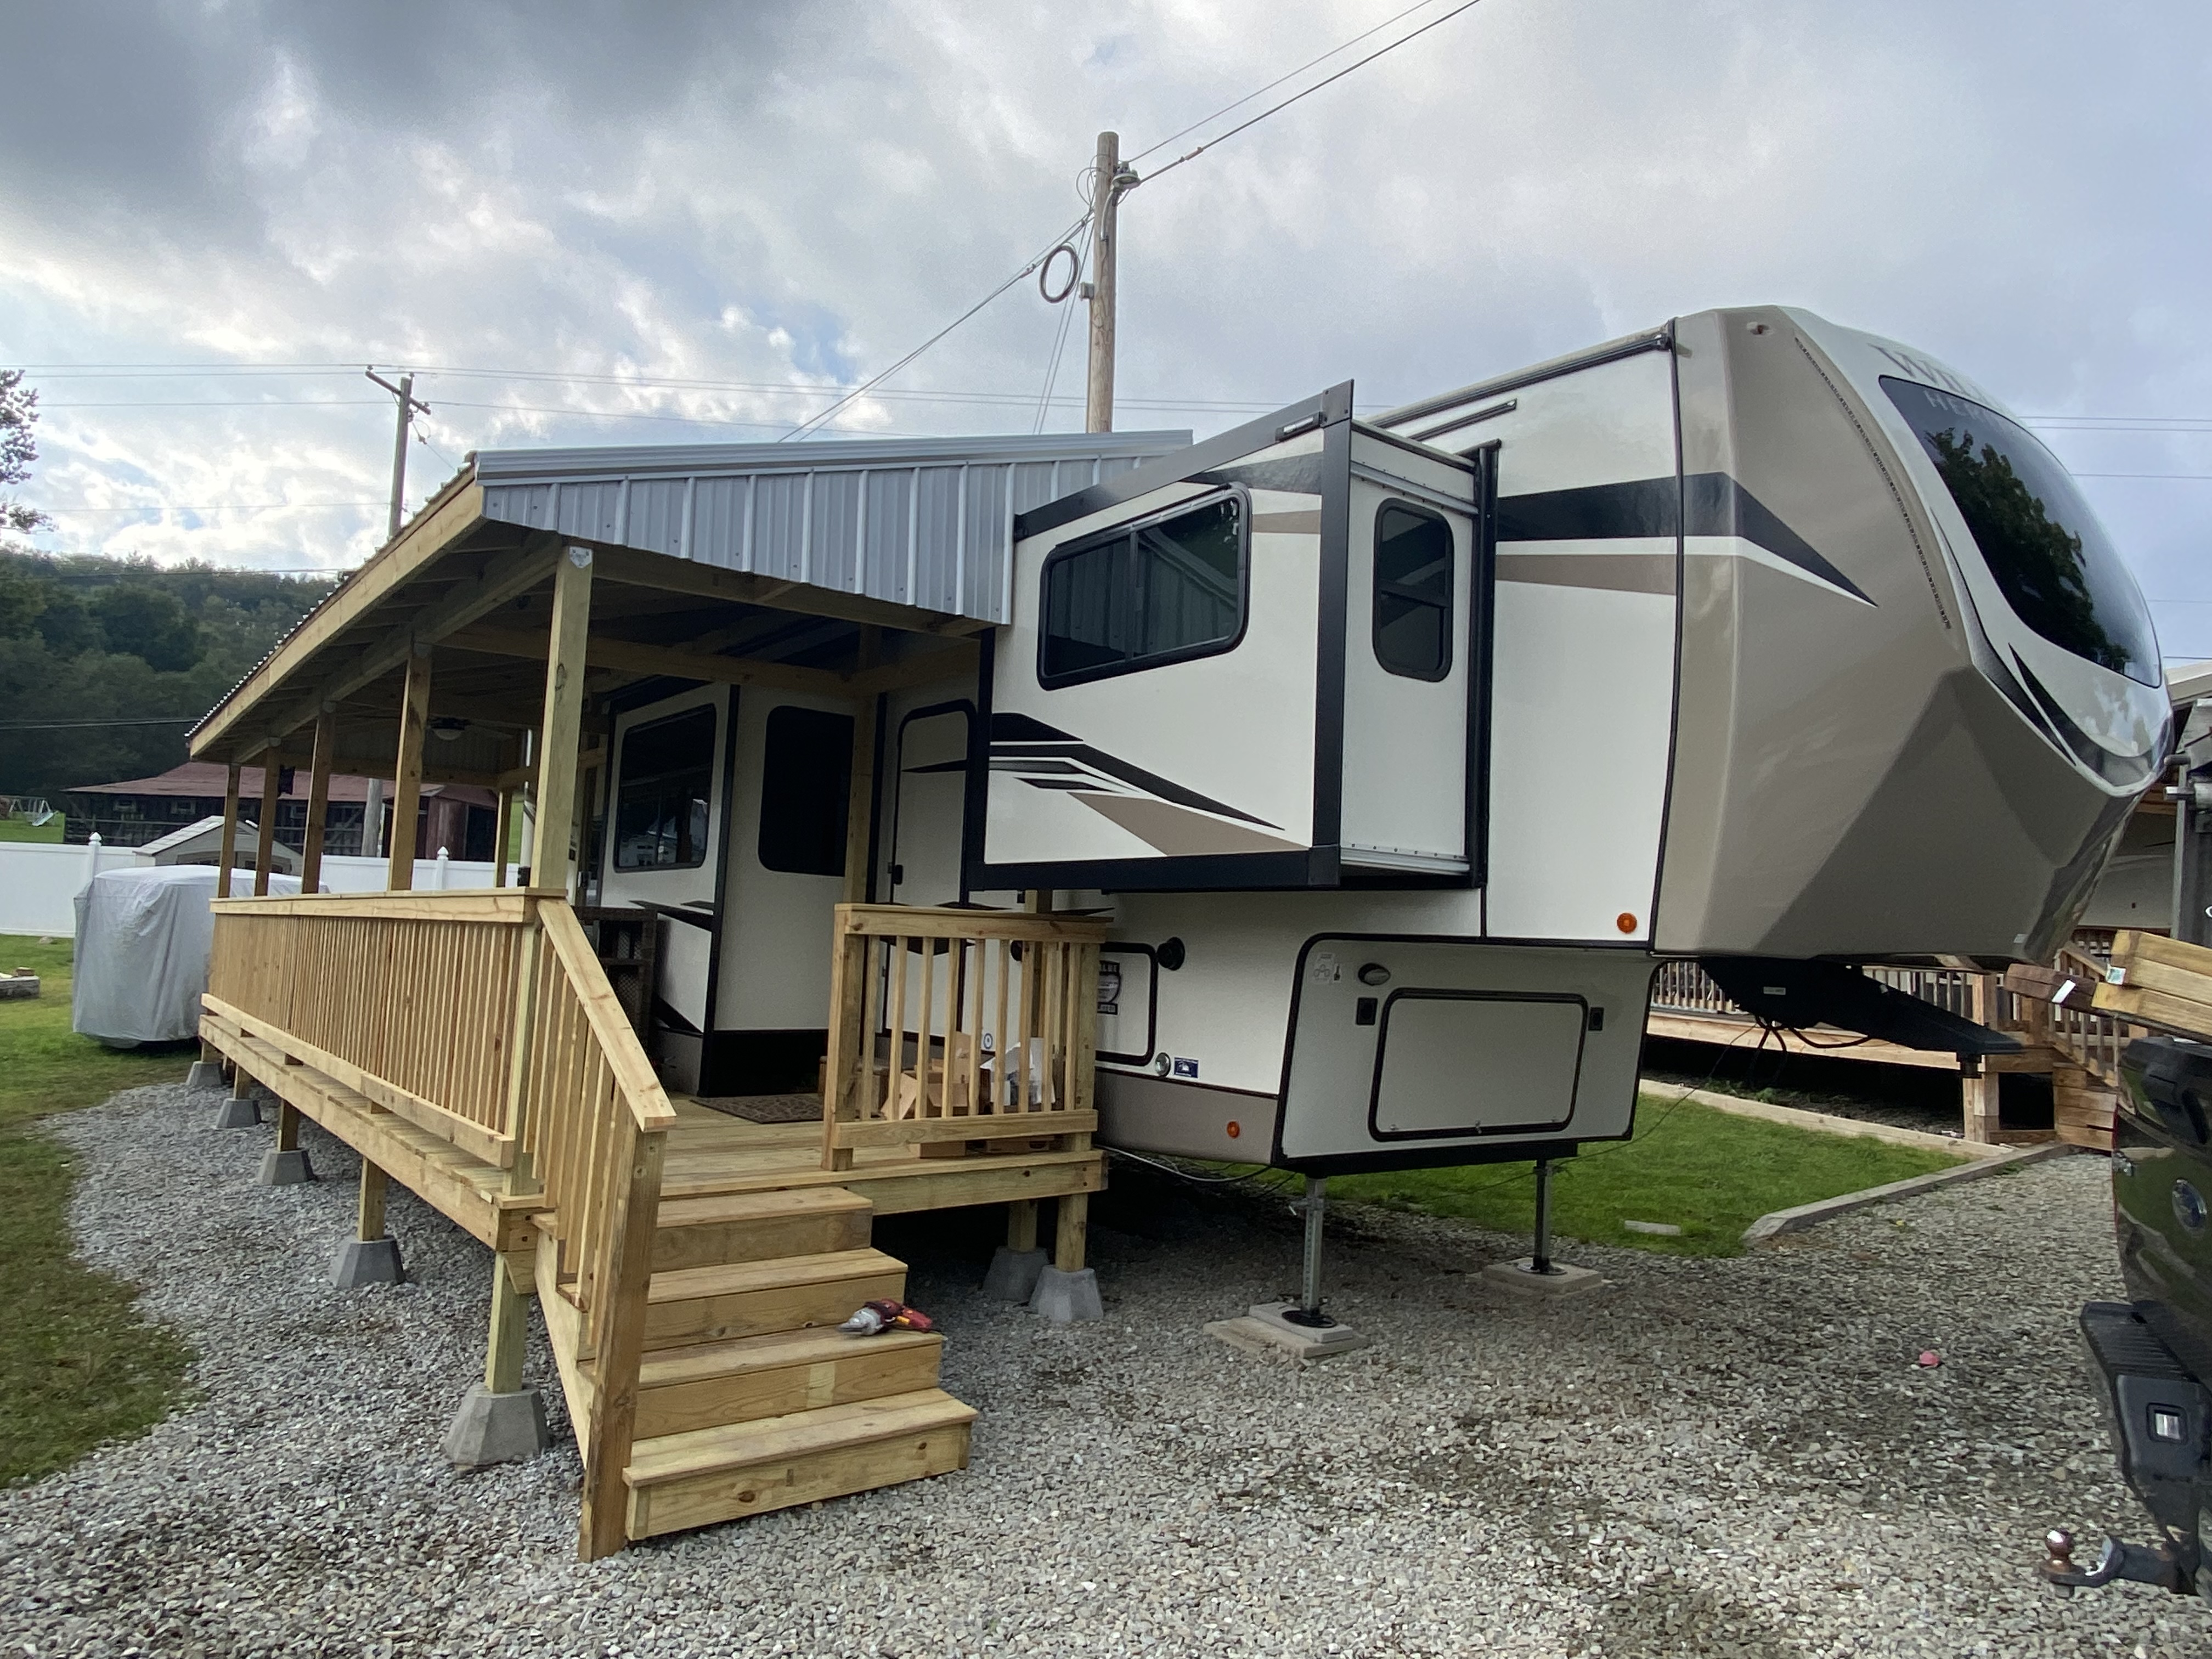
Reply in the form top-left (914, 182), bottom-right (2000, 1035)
top-left (1881, 377), bottom-right (2159, 686)
top-left (1039, 492), bottom-right (1245, 687)
top-left (613, 706), bottom-right (716, 871)
top-left (757, 706), bottom-right (853, 877)
top-left (1373, 501), bottom-right (1453, 680)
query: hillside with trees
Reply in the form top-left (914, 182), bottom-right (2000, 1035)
top-left (0, 370), bottom-right (336, 795)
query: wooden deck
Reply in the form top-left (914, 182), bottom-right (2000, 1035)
top-left (659, 1099), bottom-right (1103, 1211)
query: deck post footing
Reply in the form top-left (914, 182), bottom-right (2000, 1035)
top-left (331, 1237), bottom-right (404, 1288)
top-left (213, 1093), bottom-right (262, 1129)
top-left (983, 1246), bottom-right (1048, 1302)
top-left (257, 1147), bottom-right (313, 1186)
top-left (185, 1060), bottom-right (225, 1091)
top-left (442, 1385), bottom-right (548, 1466)
top-left (1029, 1265), bottom-right (1102, 1324)
top-left (1481, 1259), bottom-right (1602, 1297)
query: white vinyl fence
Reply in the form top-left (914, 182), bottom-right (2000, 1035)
top-left (0, 840), bottom-right (501, 939)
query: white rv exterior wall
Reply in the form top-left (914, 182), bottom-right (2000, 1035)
top-left (1474, 349), bottom-right (1679, 943)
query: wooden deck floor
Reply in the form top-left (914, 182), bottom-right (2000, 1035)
top-left (202, 1014), bottom-right (1102, 1244)
top-left (658, 1099), bottom-right (1102, 1214)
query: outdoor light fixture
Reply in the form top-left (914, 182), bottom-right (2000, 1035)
top-left (429, 718), bottom-right (468, 743)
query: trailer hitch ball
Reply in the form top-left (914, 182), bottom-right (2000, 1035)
top-left (2040, 1527), bottom-right (2192, 1594)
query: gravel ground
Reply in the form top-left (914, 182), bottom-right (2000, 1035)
top-left (6, 1082), bottom-right (2212, 1657)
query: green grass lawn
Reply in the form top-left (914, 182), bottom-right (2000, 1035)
top-left (0, 934), bottom-right (195, 1486)
top-left (1329, 1092), bottom-right (1967, 1257)
top-left (0, 815), bottom-right (64, 842)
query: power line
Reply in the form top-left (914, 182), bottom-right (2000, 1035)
top-left (1125, 0), bottom-right (1454, 166)
top-left (1136, 0), bottom-right (1489, 190)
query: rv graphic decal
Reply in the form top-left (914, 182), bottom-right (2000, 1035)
top-left (1496, 472), bottom-right (1873, 605)
top-left (988, 712), bottom-right (1305, 858)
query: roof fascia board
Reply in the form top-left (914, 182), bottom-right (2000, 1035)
top-left (190, 480), bottom-right (490, 758)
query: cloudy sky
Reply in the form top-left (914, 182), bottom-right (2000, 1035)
top-left (3, 1), bottom-right (2209, 653)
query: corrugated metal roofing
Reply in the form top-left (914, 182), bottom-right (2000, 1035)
top-left (472, 429), bottom-right (1190, 625)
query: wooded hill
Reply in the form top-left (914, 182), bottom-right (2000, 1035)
top-left (0, 549), bottom-right (335, 796)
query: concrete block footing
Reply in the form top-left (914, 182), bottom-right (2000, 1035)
top-left (185, 1060), bottom-right (225, 1091)
top-left (212, 1095), bottom-right (262, 1129)
top-left (257, 1147), bottom-right (313, 1186)
top-left (1208, 1300), bottom-right (1371, 1359)
top-left (1481, 1259), bottom-right (1604, 1297)
top-left (1029, 1265), bottom-right (1103, 1324)
top-left (442, 1385), bottom-right (549, 1466)
top-left (331, 1237), bottom-right (404, 1288)
top-left (982, 1246), bottom-right (1048, 1302)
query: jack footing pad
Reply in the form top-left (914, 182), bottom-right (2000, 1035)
top-left (331, 1237), bottom-right (404, 1288)
top-left (213, 1094), bottom-right (261, 1129)
top-left (442, 1385), bottom-right (548, 1466)
top-left (1208, 1300), bottom-right (1371, 1359)
top-left (185, 1060), bottom-right (225, 1091)
top-left (1482, 1259), bottom-right (1604, 1297)
top-left (1029, 1265), bottom-right (1103, 1324)
top-left (983, 1245), bottom-right (1048, 1302)
top-left (257, 1147), bottom-right (313, 1186)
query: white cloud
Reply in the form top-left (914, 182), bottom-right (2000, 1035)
top-left (0, 0), bottom-right (2203, 653)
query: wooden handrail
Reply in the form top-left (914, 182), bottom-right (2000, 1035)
top-left (202, 887), bottom-right (674, 1559)
top-left (822, 904), bottom-right (1106, 1171)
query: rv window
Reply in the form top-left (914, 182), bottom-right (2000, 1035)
top-left (757, 706), bottom-right (854, 878)
top-left (1881, 376), bottom-right (2159, 687)
top-left (1373, 500), bottom-right (1453, 681)
top-left (1039, 492), bottom-right (1246, 687)
top-left (613, 706), bottom-right (716, 871)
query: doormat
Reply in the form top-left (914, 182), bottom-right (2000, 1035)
top-left (692, 1093), bottom-right (825, 1125)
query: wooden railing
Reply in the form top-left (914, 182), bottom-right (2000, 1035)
top-left (822, 904), bottom-right (1106, 1171)
top-left (206, 889), bottom-right (539, 1166)
top-left (205, 888), bottom-right (675, 1561)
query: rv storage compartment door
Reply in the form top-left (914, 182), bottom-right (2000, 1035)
top-left (979, 387), bottom-right (1353, 893)
top-left (1341, 430), bottom-right (1479, 876)
top-left (1276, 938), bottom-right (1657, 1171)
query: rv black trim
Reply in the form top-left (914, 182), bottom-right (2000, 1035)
top-left (1351, 420), bottom-right (1480, 475)
top-left (1377, 325), bottom-right (1674, 431)
top-left (961, 633), bottom-right (993, 900)
top-left (1494, 473), bottom-right (1871, 606)
top-left (1014, 383), bottom-right (1356, 541)
top-left (974, 847), bottom-right (1334, 895)
top-left (861, 691), bottom-right (888, 904)
top-left (1466, 442), bottom-right (1499, 891)
top-left (984, 718), bottom-right (1283, 828)
top-left (1094, 941), bottom-right (1161, 1067)
top-left (1363, 986), bottom-right (1587, 1142)
top-left (1279, 1137), bottom-right (1610, 1179)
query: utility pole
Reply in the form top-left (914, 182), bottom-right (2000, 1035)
top-left (1085, 131), bottom-right (1136, 434)
top-left (365, 368), bottom-right (432, 544)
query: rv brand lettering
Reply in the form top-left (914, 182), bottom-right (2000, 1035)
top-left (1171, 1057), bottom-right (1200, 1079)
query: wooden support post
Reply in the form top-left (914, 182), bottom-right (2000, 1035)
top-left (531, 548), bottom-right (594, 887)
top-left (357, 1160), bottom-right (388, 1243)
top-left (252, 748), bottom-right (283, 896)
top-left (577, 1126), bottom-right (665, 1562)
top-left (493, 786), bottom-right (514, 888)
top-left (1054, 1192), bottom-right (1088, 1273)
top-left (1007, 1198), bottom-right (1039, 1253)
top-left (483, 1251), bottom-right (531, 1395)
top-left (216, 763), bottom-right (241, 899)
top-left (387, 646), bottom-right (433, 891)
top-left (1963, 973), bottom-right (2001, 1143)
top-left (301, 708), bottom-right (335, 893)
top-left (274, 1099), bottom-right (301, 1153)
top-left (841, 709), bottom-right (876, 904)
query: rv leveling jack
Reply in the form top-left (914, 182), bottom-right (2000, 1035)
top-left (1482, 1161), bottom-right (1603, 1297)
top-left (1204, 1175), bottom-right (1370, 1358)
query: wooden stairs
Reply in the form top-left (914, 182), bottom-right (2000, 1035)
top-left (537, 1184), bottom-right (975, 1544)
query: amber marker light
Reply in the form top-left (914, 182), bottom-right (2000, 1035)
top-left (1226, 1121), bottom-right (1241, 1138)
top-left (1616, 912), bottom-right (1638, 934)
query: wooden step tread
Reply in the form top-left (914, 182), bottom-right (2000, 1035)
top-left (635, 1324), bottom-right (940, 1390)
top-left (647, 1248), bottom-right (904, 1307)
top-left (626, 1389), bottom-right (977, 1487)
top-left (656, 1187), bottom-right (871, 1232)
